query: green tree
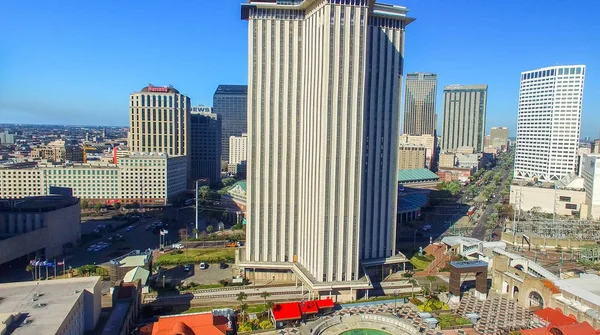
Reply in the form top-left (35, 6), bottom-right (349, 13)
top-left (26, 264), bottom-right (35, 280)
top-left (113, 202), bottom-right (121, 210)
top-left (425, 276), bottom-right (437, 295)
top-left (556, 244), bottom-right (563, 253)
top-left (199, 186), bottom-right (211, 200)
top-left (222, 178), bottom-right (237, 187)
top-left (266, 301), bottom-right (275, 319)
top-left (94, 203), bottom-right (102, 212)
top-left (77, 264), bottom-right (97, 276)
top-left (81, 199), bottom-right (89, 210)
top-left (237, 291), bottom-right (248, 321)
top-left (260, 291), bottom-right (271, 312)
top-left (206, 225), bottom-right (214, 234)
top-left (192, 228), bottom-right (199, 238)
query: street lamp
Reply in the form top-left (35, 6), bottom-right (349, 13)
top-left (195, 180), bottom-right (200, 239)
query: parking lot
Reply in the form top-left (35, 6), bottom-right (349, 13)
top-left (159, 262), bottom-right (236, 286)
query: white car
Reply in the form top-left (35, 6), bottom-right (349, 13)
top-left (422, 225), bottom-right (432, 232)
top-left (87, 245), bottom-right (97, 252)
top-left (172, 243), bottom-right (184, 249)
top-left (199, 262), bottom-right (207, 270)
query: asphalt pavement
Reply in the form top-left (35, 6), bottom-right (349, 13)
top-left (471, 169), bottom-right (511, 240)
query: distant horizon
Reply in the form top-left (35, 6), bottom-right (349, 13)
top-left (1, 0), bottom-right (599, 138)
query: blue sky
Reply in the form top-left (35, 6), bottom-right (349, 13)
top-left (0, 0), bottom-right (599, 137)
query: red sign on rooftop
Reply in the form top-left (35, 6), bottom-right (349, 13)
top-left (148, 84), bottom-right (168, 93)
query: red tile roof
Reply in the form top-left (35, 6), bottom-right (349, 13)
top-left (519, 328), bottom-right (552, 335)
top-left (139, 313), bottom-right (229, 335)
top-left (550, 322), bottom-right (598, 335)
top-left (535, 308), bottom-right (577, 327)
top-left (272, 302), bottom-right (302, 321)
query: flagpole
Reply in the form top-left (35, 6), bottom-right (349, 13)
top-left (54, 259), bottom-right (57, 279)
top-left (46, 263), bottom-right (49, 280)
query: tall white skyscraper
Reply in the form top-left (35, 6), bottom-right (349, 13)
top-left (240, 0), bottom-right (413, 288)
top-left (229, 133), bottom-right (247, 165)
top-left (514, 65), bottom-right (586, 181)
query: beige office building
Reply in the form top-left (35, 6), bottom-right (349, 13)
top-left (398, 145), bottom-right (426, 170)
top-left (0, 277), bottom-right (102, 335)
top-left (490, 126), bottom-right (509, 150)
top-left (0, 153), bottom-right (187, 205)
top-left (439, 152), bottom-right (456, 168)
top-left (229, 133), bottom-right (247, 165)
top-left (399, 134), bottom-right (437, 169)
top-left (241, 0), bottom-right (414, 288)
top-left (31, 140), bottom-right (84, 162)
top-left (128, 85), bottom-right (191, 157)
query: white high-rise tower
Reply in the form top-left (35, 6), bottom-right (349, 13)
top-left (240, 0), bottom-right (414, 289)
top-left (514, 65), bottom-right (586, 181)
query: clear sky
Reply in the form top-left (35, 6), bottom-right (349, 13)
top-left (0, 0), bottom-right (599, 137)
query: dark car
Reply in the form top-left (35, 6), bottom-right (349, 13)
top-left (219, 262), bottom-right (228, 269)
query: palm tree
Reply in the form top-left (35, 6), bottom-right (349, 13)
top-left (207, 224), bottom-right (214, 234)
top-left (240, 303), bottom-right (249, 322)
top-left (266, 301), bottom-right (275, 320)
top-left (408, 279), bottom-right (418, 298)
top-left (260, 291), bottom-right (271, 312)
top-left (237, 291), bottom-right (248, 322)
top-left (425, 275), bottom-right (436, 295)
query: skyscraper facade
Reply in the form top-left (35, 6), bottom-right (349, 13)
top-left (514, 65), bottom-right (586, 181)
top-left (213, 85), bottom-right (248, 162)
top-left (403, 72), bottom-right (437, 136)
top-left (240, 0), bottom-right (414, 287)
top-left (128, 84), bottom-right (191, 157)
top-left (489, 126), bottom-right (509, 150)
top-left (190, 110), bottom-right (222, 183)
top-left (229, 133), bottom-right (247, 165)
top-left (441, 85), bottom-right (488, 152)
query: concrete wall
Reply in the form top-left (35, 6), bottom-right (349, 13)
top-left (501, 232), bottom-right (594, 249)
top-left (0, 227), bottom-right (48, 264)
top-left (509, 184), bottom-right (585, 216)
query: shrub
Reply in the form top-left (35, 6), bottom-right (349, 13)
top-left (259, 320), bottom-right (274, 330)
top-left (238, 323), bottom-right (253, 332)
top-left (409, 297), bottom-right (423, 306)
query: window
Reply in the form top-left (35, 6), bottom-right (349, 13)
top-left (565, 203), bottom-right (577, 210)
top-left (559, 196), bottom-right (571, 202)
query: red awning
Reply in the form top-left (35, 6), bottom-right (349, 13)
top-left (316, 298), bottom-right (335, 309)
top-left (300, 300), bottom-right (319, 314)
top-left (272, 302), bottom-right (302, 321)
top-left (535, 308), bottom-right (577, 327)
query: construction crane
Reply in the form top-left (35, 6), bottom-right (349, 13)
top-left (82, 145), bottom-right (98, 163)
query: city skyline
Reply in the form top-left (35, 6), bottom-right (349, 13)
top-left (1, 0), bottom-right (599, 137)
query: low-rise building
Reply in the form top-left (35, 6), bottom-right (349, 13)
top-left (139, 311), bottom-right (233, 335)
top-left (31, 140), bottom-right (84, 162)
top-left (582, 154), bottom-right (600, 220)
top-left (0, 276), bottom-right (102, 335)
top-left (399, 134), bottom-right (437, 170)
top-left (0, 195), bottom-right (80, 271)
top-left (0, 153), bottom-right (187, 205)
top-left (101, 280), bottom-right (142, 335)
top-left (438, 152), bottom-right (456, 168)
top-left (509, 176), bottom-right (586, 217)
top-left (437, 167), bottom-right (472, 182)
top-left (456, 153), bottom-right (479, 170)
top-left (456, 146), bottom-right (474, 154)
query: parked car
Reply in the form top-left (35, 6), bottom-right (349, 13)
top-left (219, 262), bottom-right (228, 269)
top-left (183, 264), bottom-right (191, 272)
top-left (199, 262), bottom-right (207, 270)
top-left (421, 225), bottom-right (432, 232)
top-left (172, 243), bottom-right (184, 249)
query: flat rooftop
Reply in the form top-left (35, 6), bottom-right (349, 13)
top-left (0, 195), bottom-right (78, 212)
top-left (0, 276), bottom-right (100, 335)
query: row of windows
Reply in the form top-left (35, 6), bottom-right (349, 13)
top-left (521, 67), bottom-right (584, 80)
